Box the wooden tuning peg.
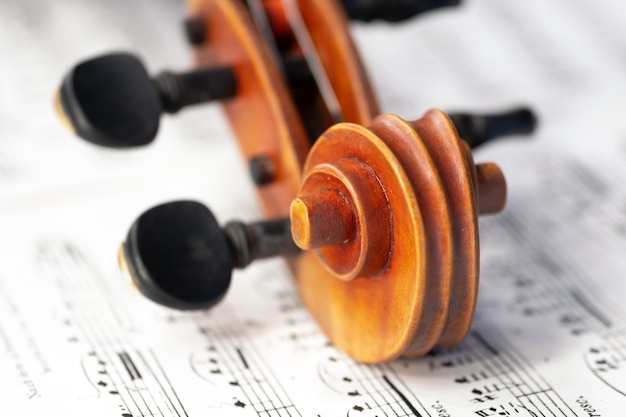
[54,52,236,148]
[118,200,300,310]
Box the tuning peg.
[118,200,300,310]
[341,0,461,22]
[55,52,237,148]
[448,107,537,149]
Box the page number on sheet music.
[432,401,451,417]
[576,396,602,417]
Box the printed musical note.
[584,330,626,396]
[317,349,429,417]
[37,242,190,417]
[188,306,303,416]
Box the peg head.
[120,200,233,310]
[56,52,161,148]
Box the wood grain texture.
[292,111,505,362]
[188,0,506,363]
[294,0,379,124]
[189,0,309,217]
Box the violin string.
[281,0,343,123]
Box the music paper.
[1,0,625,415]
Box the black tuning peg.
[448,107,538,149]
[118,200,300,310]
[55,52,237,148]
[341,0,462,22]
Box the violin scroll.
[290,109,506,280]
[116,108,505,362]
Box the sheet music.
[1,0,626,415]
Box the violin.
[54,0,536,363]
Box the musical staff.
[317,350,430,417]
[36,241,189,417]
[189,306,302,416]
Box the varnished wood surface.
[188,0,506,363]
[291,110,505,362]
[189,0,309,217]
[293,0,379,124]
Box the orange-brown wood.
[291,110,505,362]
[293,120,425,361]
[291,189,356,250]
[189,0,309,217]
[294,155,393,281]
[409,111,479,349]
[188,0,380,209]
[475,162,507,214]
[292,0,380,124]
[187,0,506,363]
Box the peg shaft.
[154,66,237,113]
[224,218,300,268]
[447,107,537,149]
